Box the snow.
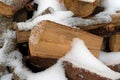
[17,0,115,31]
[0,30,16,64]
[0,48,6,64]
[101,0,120,14]
[17,11,73,31]
[1,32,120,80]
[1,1,120,79]
[62,12,112,27]
[62,38,120,79]
[99,51,120,66]
[6,51,67,80]
[32,0,66,17]
[1,30,16,53]
[1,74,13,80]
[27,62,67,80]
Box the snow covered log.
[26,56,57,72]
[29,20,103,59]
[98,51,120,73]
[63,0,100,17]
[0,0,30,17]
[63,61,110,80]
[109,33,120,52]
[81,13,120,30]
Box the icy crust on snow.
[62,38,120,80]
[99,51,120,66]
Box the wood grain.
[109,33,120,52]
[64,0,100,17]
[29,20,103,59]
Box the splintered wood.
[64,0,100,17]
[29,20,103,59]
[109,33,120,52]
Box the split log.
[63,0,100,17]
[29,20,103,59]
[63,61,110,80]
[0,0,30,17]
[109,33,120,52]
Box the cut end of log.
[64,0,100,17]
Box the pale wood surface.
[109,33,120,52]
[16,29,30,43]
[29,20,103,59]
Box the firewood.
[0,0,30,17]
[63,0,100,17]
[109,33,120,52]
[0,2,14,17]
[29,20,103,59]
[63,61,110,80]
[26,56,57,72]
[16,29,30,43]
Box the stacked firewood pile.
[0,0,120,80]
